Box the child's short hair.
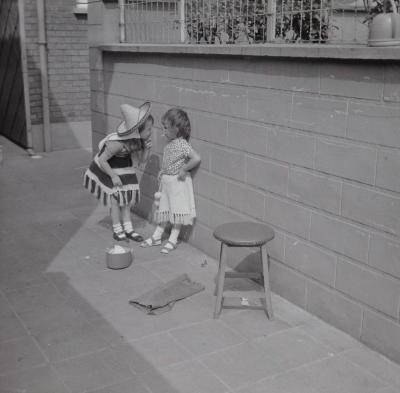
[162,108,191,141]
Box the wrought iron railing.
[120,0,369,45]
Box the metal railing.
[120,0,369,45]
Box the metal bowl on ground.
[106,246,133,269]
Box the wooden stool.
[213,222,274,319]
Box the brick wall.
[24,0,41,125]
[24,0,90,125]
[91,50,400,363]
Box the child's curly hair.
[162,108,191,141]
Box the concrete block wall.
[87,1,400,364]
[24,0,91,150]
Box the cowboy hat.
[109,102,152,141]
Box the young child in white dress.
[141,108,201,254]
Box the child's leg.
[110,198,126,241]
[161,224,181,254]
[153,224,166,240]
[140,223,165,247]
[121,204,143,242]
[168,224,181,244]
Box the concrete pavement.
[0,136,399,393]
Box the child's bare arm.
[138,138,152,164]
[98,141,123,186]
[178,149,201,180]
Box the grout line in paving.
[0,289,37,339]
[231,353,336,392]
[0,332,48,378]
[335,349,396,389]
[1,279,51,296]
[219,320,249,341]
[290,324,339,355]
[165,331,197,359]
[196,340,247,362]
[82,375,148,393]
[197,359,237,393]
[49,363,74,393]
[50,347,111,367]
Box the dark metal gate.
[0,0,27,148]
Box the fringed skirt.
[83,158,139,207]
[154,174,196,226]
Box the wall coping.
[98,43,400,60]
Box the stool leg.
[214,242,224,296]
[261,244,274,320]
[214,243,227,319]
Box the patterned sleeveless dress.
[83,136,140,207]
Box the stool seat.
[213,222,275,247]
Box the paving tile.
[129,243,170,264]
[299,356,385,393]
[0,306,27,342]
[5,281,66,315]
[0,336,46,376]
[199,341,281,389]
[0,365,69,393]
[62,292,108,321]
[139,360,229,393]
[66,288,139,321]
[0,197,65,231]
[87,376,150,393]
[237,368,320,393]
[91,310,177,343]
[221,310,291,339]
[0,294,27,342]
[342,347,400,388]
[86,317,129,347]
[53,348,134,393]
[170,319,244,356]
[35,215,85,244]
[90,265,162,298]
[33,320,110,362]
[252,328,332,370]
[0,257,50,293]
[375,387,400,393]
[238,355,385,393]
[143,256,217,288]
[110,332,191,374]
[184,290,243,316]
[17,300,91,335]
[297,317,362,354]
[91,296,211,343]
[43,268,111,299]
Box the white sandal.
[140,236,162,248]
[161,241,177,254]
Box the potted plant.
[364,0,400,45]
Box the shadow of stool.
[213,221,275,320]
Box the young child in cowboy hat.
[84,102,153,241]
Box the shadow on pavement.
[0,137,214,393]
